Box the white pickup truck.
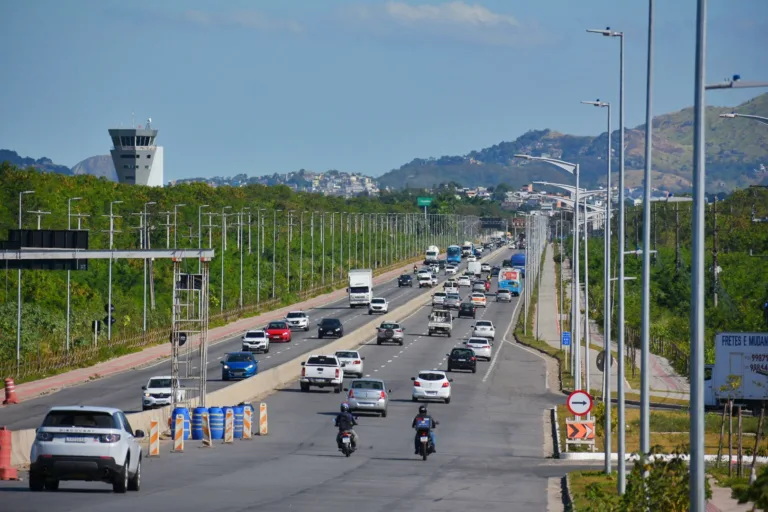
[300,355,345,393]
[428,309,453,337]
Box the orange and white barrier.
[148,420,160,456]
[224,409,234,443]
[259,402,268,436]
[172,414,184,453]
[202,412,212,447]
[242,406,252,440]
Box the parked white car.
[242,330,270,353]
[465,337,492,360]
[142,376,184,411]
[30,406,144,493]
[472,320,496,340]
[411,370,453,404]
[335,350,365,378]
[368,297,389,315]
[285,311,309,331]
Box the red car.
[266,321,292,343]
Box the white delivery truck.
[347,269,373,308]
[705,332,768,408]
[467,261,482,276]
[425,245,440,264]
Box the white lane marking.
[387,359,393,363]
[481,293,523,383]
[374,369,379,372]
[365,374,371,377]
[393,355,398,358]
[217,356,223,360]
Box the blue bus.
[498,268,523,296]
[446,245,462,264]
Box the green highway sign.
[417,197,433,207]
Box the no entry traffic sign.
[566,390,593,417]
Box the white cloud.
[341,1,540,46]
[384,1,518,28]
[179,9,303,33]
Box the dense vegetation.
[377,93,768,192]
[570,187,768,366]
[0,163,511,365]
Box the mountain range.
[2,93,766,193]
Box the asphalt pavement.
[0,250,505,431]
[0,248,569,511]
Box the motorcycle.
[416,430,433,461]
[339,430,355,457]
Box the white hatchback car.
[411,370,453,404]
[465,337,492,360]
[481,263,491,272]
[445,265,458,275]
[472,320,496,340]
[30,406,144,493]
[335,350,365,378]
[467,255,477,262]
[432,292,447,306]
[457,276,471,287]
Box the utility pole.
[159,211,173,249]
[713,197,719,308]
[103,200,123,341]
[675,202,681,274]
[66,197,85,353]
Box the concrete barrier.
[11,249,501,466]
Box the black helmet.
[418,405,427,414]
[340,403,350,412]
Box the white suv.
[30,406,144,493]
[285,311,310,331]
[141,376,184,411]
[368,297,389,315]
[242,329,270,353]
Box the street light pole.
[106,200,123,341]
[221,206,232,312]
[173,204,185,249]
[583,99,612,474]
[143,201,156,332]
[66,197,82,353]
[16,190,34,373]
[198,205,209,273]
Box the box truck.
[347,269,373,308]
[705,332,768,407]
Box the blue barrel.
[191,407,206,440]
[233,405,244,439]
[170,407,191,440]
[208,407,224,440]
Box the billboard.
[481,217,503,229]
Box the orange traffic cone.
[0,427,19,480]
[3,378,18,405]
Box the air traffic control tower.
[108,118,164,186]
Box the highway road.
[0,251,570,511]
[0,248,507,431]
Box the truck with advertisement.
[347,269,373,308]
[446,245,462,264]
[498,268,522,296]
[461,241,474,257]
[705,332,768,408]
[425,245,440,264]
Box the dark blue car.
[221,352,258,381]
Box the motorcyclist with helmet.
[334,402,358,450]
[411,405,438,454]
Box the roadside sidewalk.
[535,243,689,401]
[5,260,417,403]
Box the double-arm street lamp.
[516,154,581,391]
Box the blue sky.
[1,0,766,181]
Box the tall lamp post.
[16,190,34,373]
[587,25,628,490]
[582,99,614,475]
[719,112,768,125]
[220,205,232,312]
[106,200,123,341]
[198,205,209,272]
[65,197,82,353]
[689,70,768,507]
[173,204,185,249]
[517,155,581,390]
[143,201,156,332]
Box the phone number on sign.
[751,354,768,362]
[750,363,768,373]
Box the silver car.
[376,321,404,345]
[444,293,462,309]
[344,378,391,417]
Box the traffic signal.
[103,303,116,327]
[170,332,188,347]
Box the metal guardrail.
[1,257,422,380]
